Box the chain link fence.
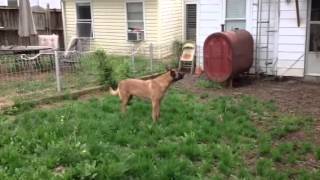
[0,46,174,106]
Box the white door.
[306,0,320,76]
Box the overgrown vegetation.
[0,90,318,179]
[172,40,183,60]
[0,50,168,102]
[196,77,223,89]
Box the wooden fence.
[0,7,64,49]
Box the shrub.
[112,59,130,84]
[93,50,116,87]
[172,40,183,60]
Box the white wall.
[276,0,307,77]
[196,0,223,67]
[196,0,308,77]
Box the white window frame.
[75,0,94,38]
[125,0,145,41]
[223,0,252,31]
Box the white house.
[184,0,319,79]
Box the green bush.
[93,50,116,87]
[172,40,183,59]
[110,58,130,83]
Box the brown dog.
[109,69,184,122]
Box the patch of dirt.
[36,90,106,110]
[282,131,306,142]
[175,74,320,120]
[276,153,320,172]
[77,90,106,101]
[0,97,14,110]
[53,165,66,176]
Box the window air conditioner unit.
[128,31,143,42]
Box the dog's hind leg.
[127,95,133,105]
[156,100,161,120]
[120,94,130,113]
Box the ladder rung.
[257,21,270,23]
[252,3,258,6]
[258,46,268,49]
[267,30,278,32]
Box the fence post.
[149,43,153,73]
[54,51,62,92]
[46,3,51,34]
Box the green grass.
[196,77,223,89]
[0,90,319,179]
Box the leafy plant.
[172,40,183,59]
[93,50,116,87]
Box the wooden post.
[46,3,51,34]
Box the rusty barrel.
[203,30,254,82]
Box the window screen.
[226,0,246,18]
[8,0,17,7]
[127,2,144,31]
[76,2,92,37]
[225,0,246,31]
[186,4,197,41]
[311,1,320,21]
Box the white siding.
[196,0,308,77]
[159,0,184,58]
[196,0,223,67]
[276,0,307,77]
[250,0,279,75]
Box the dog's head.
[168,68,185,82]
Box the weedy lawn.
[0,90,319,179]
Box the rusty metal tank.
[203,30,254,82]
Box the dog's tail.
[109,87,119,96]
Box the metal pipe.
[221,24,225,32]
[295,0,300,27]
[255,0,261,75]
[265,0,272,73]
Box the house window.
[8,0,18,7]
[0,0,17,6]
[225,0,246,31]
[126,2,144,41]
[76,1,93,37]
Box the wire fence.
[0,48,173,105]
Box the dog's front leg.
[152,100,160,122]
[121,101,127,113]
